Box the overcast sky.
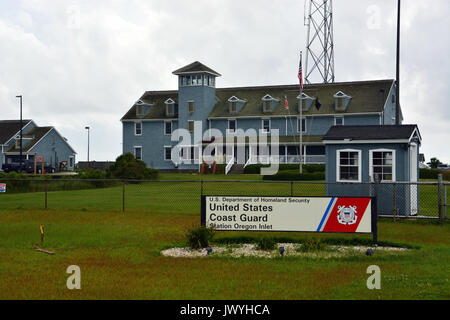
[0,0,449,164]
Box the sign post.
[202,196,377,244]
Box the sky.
[0,0,449,164]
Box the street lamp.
[85,126,90,164]
[16,95,23,167]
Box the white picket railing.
[225,157,235,175]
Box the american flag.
[298,52,303,91]
[284,95,289,109]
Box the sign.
[201,196,376,236]
[0,183,6,193]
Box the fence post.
[444,184,447,220]
[122,181,125,212]
[290,181,293,197]
[438,174,443,223]
[201,180,203,197]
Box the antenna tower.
[304,0,335,84]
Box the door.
[409,143,418,215]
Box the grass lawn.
[0,177,448,299]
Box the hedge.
[419,168,450,180]
[244,164,325,174]
[263,170,325,181]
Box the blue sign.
[0,183,6,193]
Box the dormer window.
[334,91,352,111]
[136,100,144,116]
[228,96,244,114]
[165,98,175,117]
[262,94,277,113]
[297,93,315,112]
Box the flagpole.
[299,51,303,174]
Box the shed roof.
[6,127,53,152]
[323,125,420,142]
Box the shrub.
[185,225,216,249]
[443,171,450,181]
[419,168,440,179]
[106,153,159,181]
[297,238,327,252]
[256,237,276,251]
[263,170,325,181]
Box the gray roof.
[6,127,53,152]
[323,125,420,141]
[172,61,221,77]
[121,79,395,121]
[0,120,32,144]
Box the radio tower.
[304,0,335,84]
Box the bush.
[263,170,325,181]
[244,164,325,174]
[106,153,159,181]
[419,168,440,179]
[297,238,327,252]
[185,225,216,249]
[443,171,450,181]
[256,237,276,251]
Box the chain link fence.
[0,179,447,221]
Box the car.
[437,164,450,171]
[1,160,56,174]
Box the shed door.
[409,143,418,215]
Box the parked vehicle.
[1,160,56,174]
[437,164,450,171]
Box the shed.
[322,125,421,216]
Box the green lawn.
[0,208,448,299]
[0,176,448,299]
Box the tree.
[107,153,158,180]
[427,157,442,169]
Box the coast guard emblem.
[337,205,358,225]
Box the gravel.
[161,243,409,259]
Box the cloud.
[0,0,448,164]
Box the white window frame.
[164,121,172,136]
[334,116,344,126]
[336,149,362,183]
[134,122,142,136]
[134,146,142,160]
[164,146,172,161]
[227,119,236,134]
[262,118,271,133]
[369,149,396,182]
[297,117,307,133]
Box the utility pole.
[15,95,23,167]
[395,0,401,125]
[85,126,90,165]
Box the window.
[192,76,197,86]
[69,156,74,168]
[188,120,194,132]
[228,119,236,133]
[164,121,172,135]
[262,119,271,133]
[263,101,271,113]
[136,105,144,116]
[164,146,171,161]
[334,116,344,126]
[230,101,237,114]
[297,117,306,133]
[135,122,142,135]
[370,150,395,181]
[187,76,192,86]
[166,101,174,117]
[391,117,396,125]
[134,147,142,160]
[337,150,361,182]
[182,76,187,86]
[15,139,20,149]
[188,101,194,113]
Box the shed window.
[371,150,395,181]
[337,150,361,182]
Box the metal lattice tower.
[304,0,335,84]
